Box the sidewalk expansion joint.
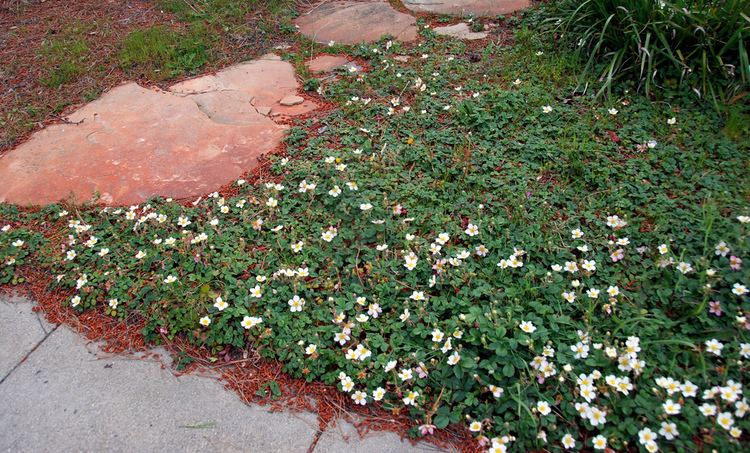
[0,324,59,386]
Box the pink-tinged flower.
[419,424,435,436]
[709,301,722,316]
[730,256,742,271]
[610,249,625,262]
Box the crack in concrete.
[0,324,59,386]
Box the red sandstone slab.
[295,1,418,45]
[170,54,317,117]
[0,55,316,206]
[306,55,353,73]
[403,0,531,16]
[0,83,287,206]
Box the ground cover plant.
[2,10,750,453]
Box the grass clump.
[119,25,211,79]
[39,26,90,88]
[536,0,750,105]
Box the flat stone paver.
[307,55,354,73]
[403,0,531,16]
[434,22,488,40]
[0,55,315,206]
[314,420,443,452]
[0,293,53,379]
[295,1,418,45]
[0,296,318,452]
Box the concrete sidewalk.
[0,294,439,453]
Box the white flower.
[571,229,584,239]
[359,203,373,211]
[288,295,305,312]
[542,105,553,113]
[519,321,536,333]
[737,215,750,223]
[561,433,576,449]
[372,387,386,401]
[663,399,681,415]
[469,421,482,432]
[676,261,693,274]
[718,412,735,430]
[638,428,658,445]
[163,275,177,284]
[715,241,730,256]
[291,241,304,253]
[66,250,77,261]
[135,250,146,260]
[667,117,677,125]
[404,251,418,271]
[571,342,589,359]
[70,295,81,307]
[241,316,262,329]
[177,216,191,227]
[199,316,211,327]
[11,239,24,247]
[732,283,748,296]
[659,422,679,440]
[681,381,698,397]
[402,391,418,405]
[213,297,228,311]
[465,223,479,236]
[739,343,750,359]
[321,227,338,242]
[352,391,367,405]
[447,352,460,365]
[606,215,626,228]
[700,403,717,416]
[536,401,551,416]
[367,303,382,318]
[705,339,723,355]
[591,435,607,450]
[328,185,341,197]
[608,108,618,115]
[298,180,316,193]
[398,368,413,381]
